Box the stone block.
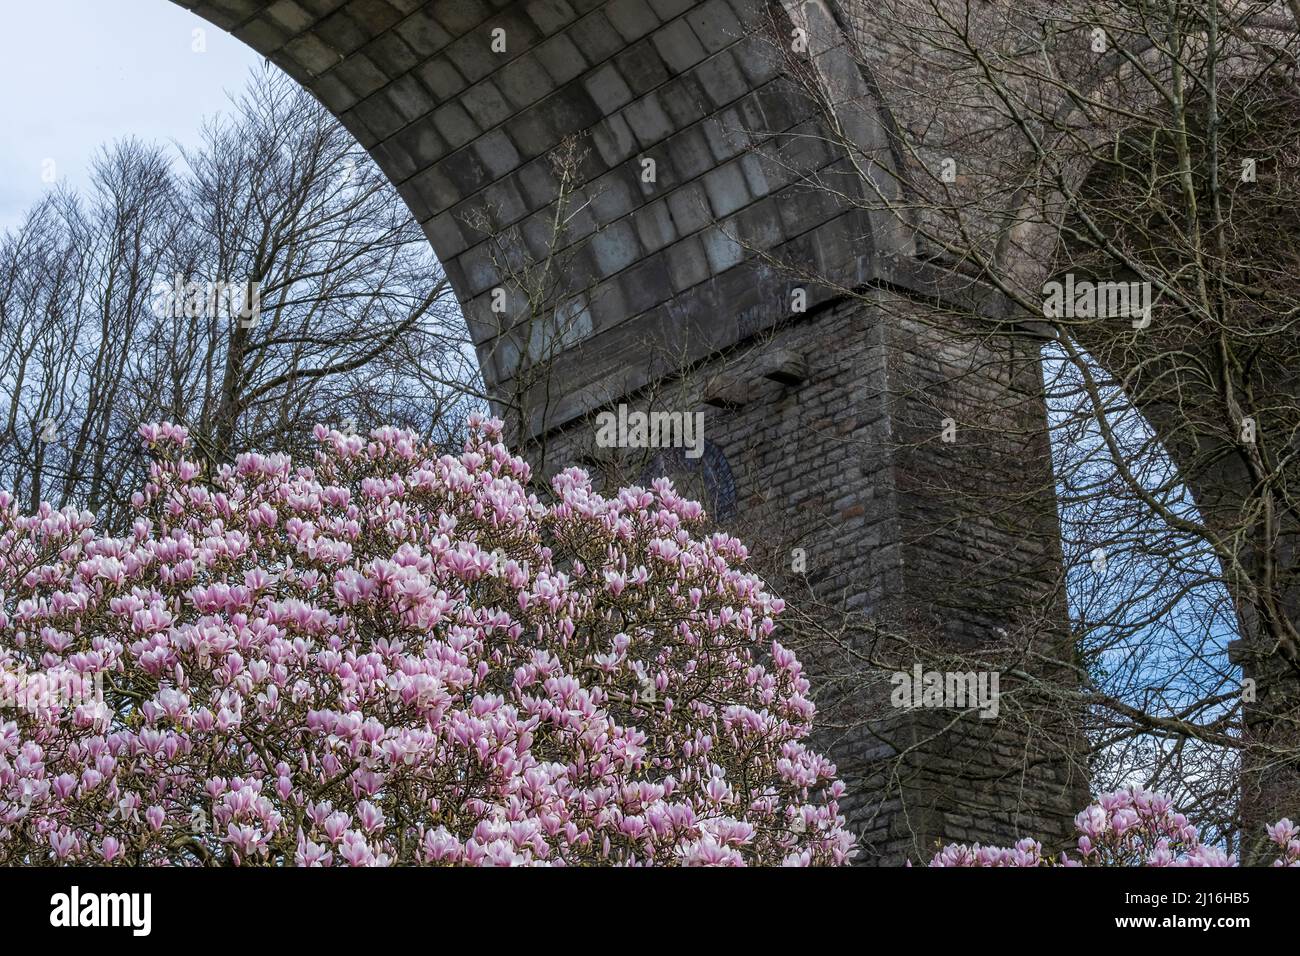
[417,59,468,102]
[606,0,662,43]
[701,113,747,162]
[355,92,407,141]
[623,95,675,147]
[648,0,694,19]
[686,0,743,54]
[591,219,642,275]
[634,198,677,252]
[664,233,710,291]
[396,9,454,55]
[445,36,501,85]
[693,50,748,107]
[284,33,344,76]
[407,164,461,214]
[614,40,670,95]
[664,126,714,180]
[651,18,708,74]
[315,8,373,54]
[433,0,493,35]
[333,51,389,98]
[584,64,635,115]
[432,101,482,148]
[526,0,578,35]
[569,13,627,62]
[386,74,433,123]
[460,79,514,127]
[422,210,470,259]
[497,55,554,108]
[590,114,639,166]
[473,128,523,179]
[265,0,316,34]
[362,31,422,77]
[703,160,750,218]
[590,173,639,225]
[535,34,588,85]
[666,181,713,234]
[700,223,743,272]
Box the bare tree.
[728,0,1300,858]
[0,68,480,530]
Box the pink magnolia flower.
[929,786,1291,867]
[0,419,853,867]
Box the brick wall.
[533,287,1085,862]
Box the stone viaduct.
[169,0,1286,861]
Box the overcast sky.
[0,0,265,231]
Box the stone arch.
[989,14,1298,298]
[978,19,1298,575]
[165,0,1086,861]
[973,15,1300,855]
[173,0,907,433]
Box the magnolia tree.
[928,787,1300,867]
[0,417,855,866]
